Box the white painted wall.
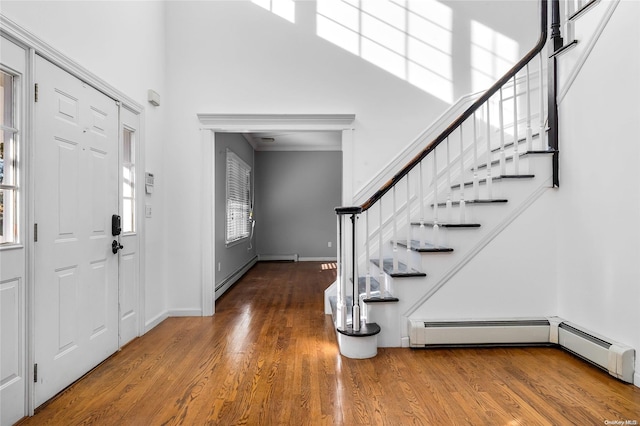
[0,1,169,328]
[555,0,640,383]
[163,0,538,312]
[411,191,558,320]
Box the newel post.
[335,206,363,332]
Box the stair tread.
[433,199,508,207]
[356,277,399,302]
[395,240,453,253]
[363,295,400,303]
[451,175,535,190]
[489,132,541,153]
[337,322,381,337]
[473,150,554,171]
[412,221,481,228]
[371,258,426,278]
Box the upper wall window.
[225,149,251,245]
[0,70,18,245]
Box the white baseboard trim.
[258,254,299,262]
[299,257,337,262]
[215,256,258,300]
[145,311,169,333]
[635,372,640,388]
[169,309,203,317]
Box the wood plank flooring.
[19,261,640,425]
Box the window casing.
[225,149,251,245]
[0,69,18,245]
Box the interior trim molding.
[197,113,356,131]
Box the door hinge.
[35,83,39,102]
[34,363,38,383]
[34,223,38,242]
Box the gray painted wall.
[255,151,342,259]
[215,133,257,288]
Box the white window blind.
[226,149,251,244]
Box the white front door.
[34,56,119,406]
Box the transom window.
[225,149,251,245]
[0,69,18,245]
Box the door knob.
[112,240,124,254]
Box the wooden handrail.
[358,0,549,212]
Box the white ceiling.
[242,131,342,151]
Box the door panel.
[119,108,140,347]
[34,56,119,406]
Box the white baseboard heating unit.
[409,317,635,383]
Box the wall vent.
[409,317,635,383]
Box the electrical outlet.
[145,204,152,218]
[218,262,221,272]
[328,241,332,248]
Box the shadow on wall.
[252,0,528,103]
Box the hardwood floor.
[19,261,640,425]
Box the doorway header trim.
[197,113,356,132]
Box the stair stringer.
[364,156,555,347]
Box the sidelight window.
[122,128,135,233]
[0,70,18,245]
[225,149,251,245]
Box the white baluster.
[337,214,347,329]
[526,63,533,152]
[499,87,506,176]
[392,186,399,273]
[378,201,385,296]
[473,112,480,200]
[352,212,360,332]
[406,175,412,270]
[513,75,520,175]
[419,161,425,248]
[539,52,546,151]
[458,127,466,224]
[365,210,371,300]
[432,148,440,246]
[445,137,452,221]
[486,101,493,199]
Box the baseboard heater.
[409,317,635,383]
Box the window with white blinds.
[225,149,251,245]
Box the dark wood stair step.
[356,277,399,303]
[432,199,508,207]
[371,258,426,278]
[337,322,381,337]
[489,132,541,153]
[411,221,481,228]
[473,150,556,171]
[330,295,382,337]
[394,240,453,253]
[450,174,535,190]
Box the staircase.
[327,0,563,358]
